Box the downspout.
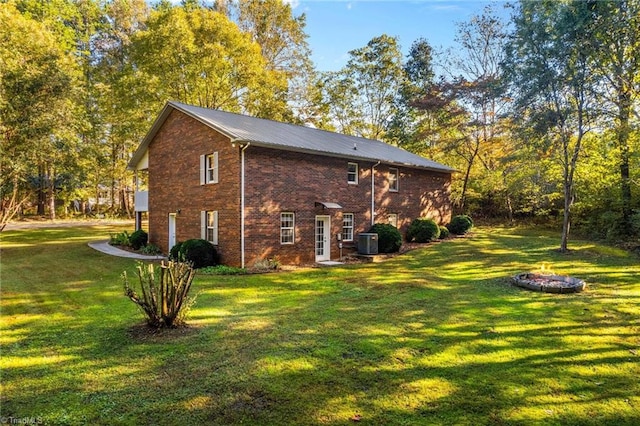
[371,161,380,226]
[240,142,251,268]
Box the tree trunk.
[47,163,56,220]
[617,91,632,226]
[560,179,572,253]
[37,164,46,215]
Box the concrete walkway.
[88,240,166,260]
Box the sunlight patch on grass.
[1,354,79,368]
[182,395,213,411]
[256,355,316,374]
[228,318,273,331]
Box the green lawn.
[1,224,639,425]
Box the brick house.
[128,101,454,267]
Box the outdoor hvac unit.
[358,233,379,255]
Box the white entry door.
[168,213,177,251]
[315,215,331,262]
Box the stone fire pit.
[512,273,586,294]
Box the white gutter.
[371,161,380,226]
[240,142,250,268]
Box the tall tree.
[232,0,322,124]
[92,0,150,215]
[0,2,80,226]
[386,38,436,151]
[504,0,599,252]
[321,35,405,140]
[132,2,289,119]
[589,0,640,230]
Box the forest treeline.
[1,0,639,246]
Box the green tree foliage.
[231,0,325,125]
[504,0,599,251]
[0,2,81,226]
[132,2,289,119]
[587,0,640,228]
[321,35,405,140]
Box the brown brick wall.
[148,109,242,265]
[147,110,451,267]
[242,146,452,266]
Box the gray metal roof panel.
[129,101,455,173]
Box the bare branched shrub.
[123,261,197,328]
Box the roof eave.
[238,139,455,174]
[127,101,240,170]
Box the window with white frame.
[201,210,218,245]
[342,213,354,241]
[347,162,358,184]
[200,152,218,184]
[388,213,398,228]
[280,212,295,244]
[389,168,399,192]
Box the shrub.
[438,226,450,239]
[173,239,219,269]
[447,215,473,235]
[406,218,440,243]
[252,257,281,271]
[140,243,162,255]
[368,223,402,253]
[123,261,197,328]
[169,242,183,261]
[110,231,130,246]
[129,229,148,250]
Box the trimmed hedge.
[447,215,473,235]
[406,218,440,243]
[438,226,450,239]
[368,223,402,253]
[129,229,148,250]
[169,239,219,269]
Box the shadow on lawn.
[2,226,638,425]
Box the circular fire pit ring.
[512,273,586,294]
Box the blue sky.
[290,0,511,72]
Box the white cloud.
[283,0,300,9]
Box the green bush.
[406,218,440,243]
[368,223,402,253]
[140,243,162,255]
[438,226,450,239]
[169,242,184,261]
[172,239,218,269]
[110,231,130,246]
[447,215,473,235]
[129,229,148,250]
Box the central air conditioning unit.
[358,233,379,255]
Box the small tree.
[123,260,197,328]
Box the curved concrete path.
[88,240,166,260]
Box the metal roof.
[128,101,455,173]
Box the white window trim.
[347,162,358,184]
[389,168,399,192]
[388,213,398,228]
[200,152,218,184]
[201,210,218,245]
[342,213,354,242]
[280,212,295,245]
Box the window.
[342,213,354,241]
[388,214,398,228]
[201,210,218,245]
[347,162,358,184]
[389,168,399,192]
[200,152,218,184]
[280,212,295,244]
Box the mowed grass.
[1,224,639,425]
